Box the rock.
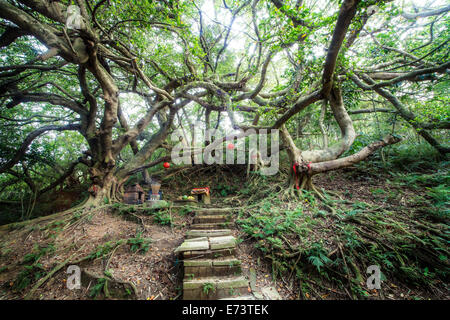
[212,259,241,266]
[183,276,249,299]
[249,268,257,291]
[186,229,232,238]
[253,292,264,300]
[261,286,282,300]
[184,259,212,267]
[209,236,236,250]
[194,215,229,224]
[175,240,209,253]
[185,237,208,242]
[81,269,137,299]
[190,222,233,229]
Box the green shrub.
[128,231,151,254]
[89,278,106,298]
[13,264,46,292]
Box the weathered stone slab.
[194,215,229,224]
[175,240,209,253]
[190,222,233,230]
[253,292,264,300]
[209,236,236,250]
[196,208,235,215]
[184,266,209,278]
[216,277,247,289]
[212,259,241,267]
[185,237,208,242]
[186,229,232,238]
[182,248,235,259]
[183,276,247,290]
[249,267,257,291]
[185,265,240,278]
[183,259,212,267]
[261,286,282,300]
[183,276,249,299]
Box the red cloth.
[191,187,210,194]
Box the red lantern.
[227,143,235,150]
[163,162,170,169]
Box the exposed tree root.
[280,174,337,214]
[23,238,132,300]
[24,244,88,300]
[0,196,91,235]
[235,171,449,299]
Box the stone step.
[185,237,208,242]
[175,239,209,253]
[184,258,242,278]
[186,229,232,239]
[183,276,249,300]
[193,215,230,224]
[182,248,235,259]
[196,209,235,216]
[197,207,235,212]
[191,222,234,230]
[176,206,248,300]
[184,257,241,266]
[175,236,236,253]
[209,235,236,250]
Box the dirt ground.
[0,208,191,300]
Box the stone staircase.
[175,208,255,300]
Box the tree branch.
[0,124,81,174]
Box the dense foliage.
[0,0,448,219]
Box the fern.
[202,282,215,295]
[89,278,106,298]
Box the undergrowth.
[233,147,449,299]
[111,203,173,226]
[13,243,55,292]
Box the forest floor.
[0,156,448,300]
[0,206,190,300]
